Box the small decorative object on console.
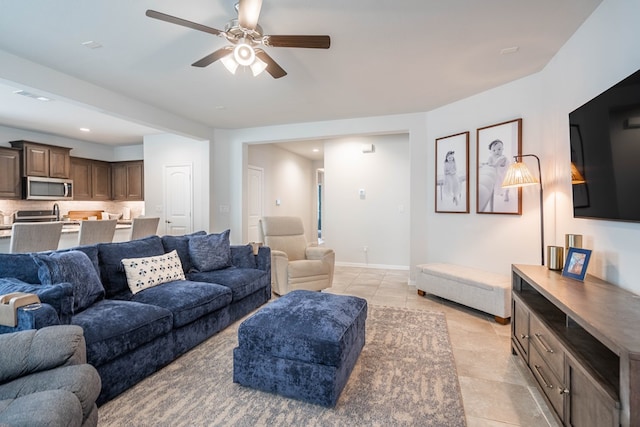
[561,247,592,281]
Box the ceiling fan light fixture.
[250,56,268,76]
[220,53,239,74]
[233,40,255,66]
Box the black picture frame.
[476,118,523,215]
[562,247,592,281]
[435,131,469,213]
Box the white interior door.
[247,165,264,243]
[163,164,193,235]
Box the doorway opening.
[317,168,324,244]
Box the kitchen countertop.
[0,222,132,240]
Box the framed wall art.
[562,247,592,281]
[476,118,522,215]
[435,131,469,213]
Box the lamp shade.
[220,53,239,74]
[571,162,586,184]
[502,161,539,188]
[250,56,268,76]
[233,40,255,66]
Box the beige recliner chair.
[259,216,335,296]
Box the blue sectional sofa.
[0,231,271,405]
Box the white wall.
[324,134,410,268]
[248,144,316,242]
[211,0,640,292]
[143,134,210,235]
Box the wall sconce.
[502,154,545,266]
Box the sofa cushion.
[0,253,40,284]
[71,299,173,367]
[231,245,257,269]
[55,244,101,279]
[121,250,185,295]
[32,251,105,314]
[0,278,74,325]
[188,230,232,272]
[188,267,269,301]
[161,231,207,274]
[98,236,165,298]
[126,280,232,328]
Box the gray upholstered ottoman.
[233,289,367,407]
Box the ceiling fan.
[146,0,330,79]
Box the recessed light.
[13,90,52,101]
[500,46,519,55]
[81,40,103,49]
[312,148,320,153]
[80,128,91,132]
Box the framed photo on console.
[562,247,592,281]
[476,119,522,215]
[435,131,469,213]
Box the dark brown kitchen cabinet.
[0,147,21,199]
[111,161,143,201]
[70,157,112,201]
[10,140,71,178]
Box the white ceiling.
[0,0,602,147]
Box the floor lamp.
[501,154,544,266]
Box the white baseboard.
[335,262,410,271]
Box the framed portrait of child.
[476,119,522,215]
[435,131,469,213]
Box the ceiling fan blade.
[146,10,223,37]
[255,49,287,79]
[192,47,233,67]
[265,35,331,49]
[237,0,262,30]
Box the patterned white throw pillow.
[121,250,185,294]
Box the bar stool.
[130,217,160,240]
[77,219,117,245]
[10,222,63,253]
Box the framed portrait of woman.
[435,131,469,213]
[476,119,522,215]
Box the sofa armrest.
[306,246,334,261]
[305,247,335,287]
[0,325,86,384]
[256,246,271,272]
[0,303,61,335]
[270,250,289,295]
[0,279,73,325]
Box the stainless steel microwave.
[24,176,73,200]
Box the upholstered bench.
[233,290,367,407]
[416,263,511,324]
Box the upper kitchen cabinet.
[70,157,111,201]
[112,161,144,201]
[10,140,71,179]
[0,147,21,199]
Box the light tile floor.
[325,266,561,427]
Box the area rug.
[98,306,466,426]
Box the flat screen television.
[569,68,640,223]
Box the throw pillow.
[188,230,232,272]
[121,250,185,294]
[161,230,207,273]
[32,251,105,314]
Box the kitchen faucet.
[52,203,60,221]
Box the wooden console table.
[511,264,640,427]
